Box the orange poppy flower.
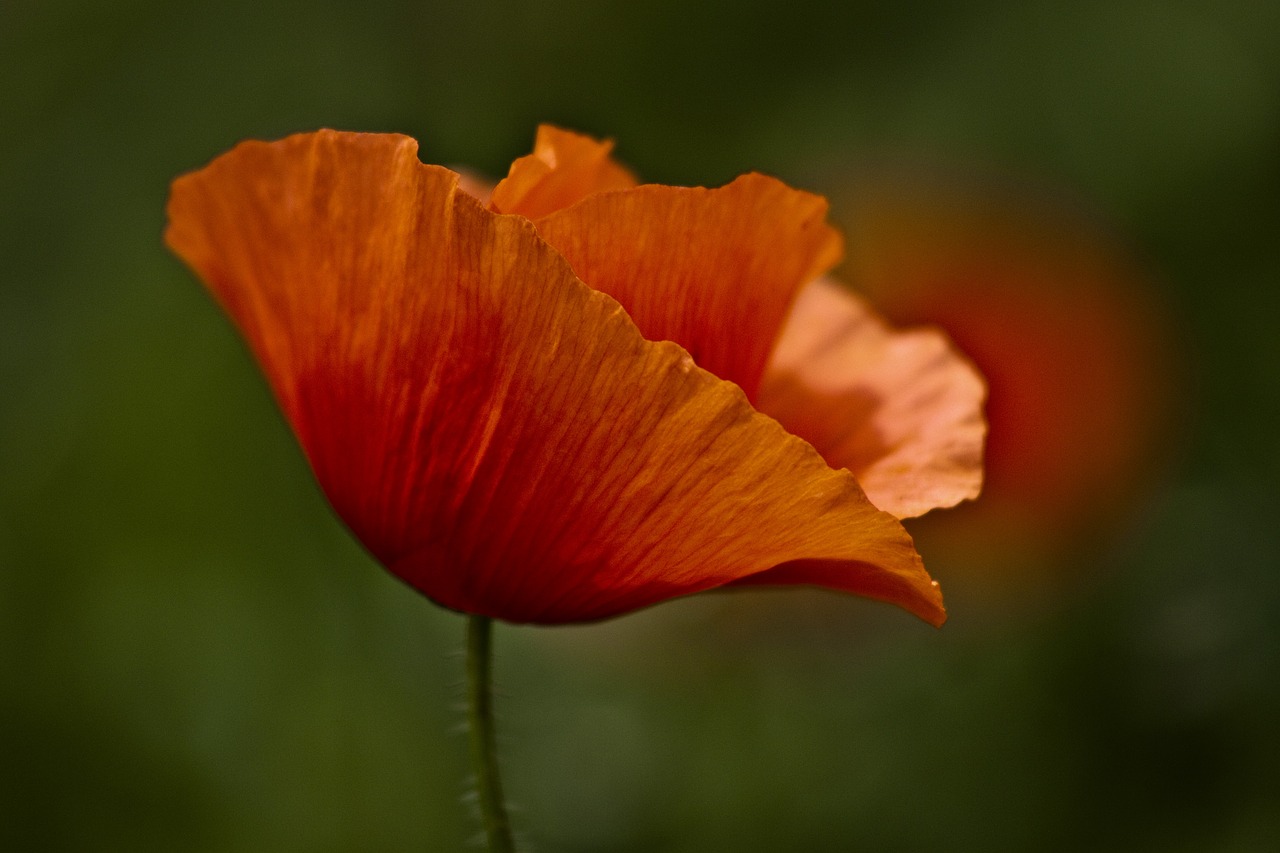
[165,126,986,626]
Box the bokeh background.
[4,1,1279,850]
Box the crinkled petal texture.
[759,279,987,519]
[527,175,843,401]
[491,127,984,518]
[165,130,944,625]
[490,126,842,400]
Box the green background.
[4,1,1279,850]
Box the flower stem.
[465,614,515,853]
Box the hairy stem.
[465,614,515,853]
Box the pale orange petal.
[489,124,638,219]
[166,131,943,625]
[532,175,843,399]
[758,278,986,519]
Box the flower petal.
[166,131,943,625]
[758,278,986,519]
[489,124,638,219]
[531,175,844,399]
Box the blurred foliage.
[3,0,1279,850]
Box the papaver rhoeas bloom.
[165,127,985,626]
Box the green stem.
[465,614,515,853]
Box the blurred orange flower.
[165,127,985,625]
[839,175,1174,572]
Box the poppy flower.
[165,127,985,626]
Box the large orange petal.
[166,131,943,626]
[489,124,638,220]
[758,278,986,519]
[531,175,843,400]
